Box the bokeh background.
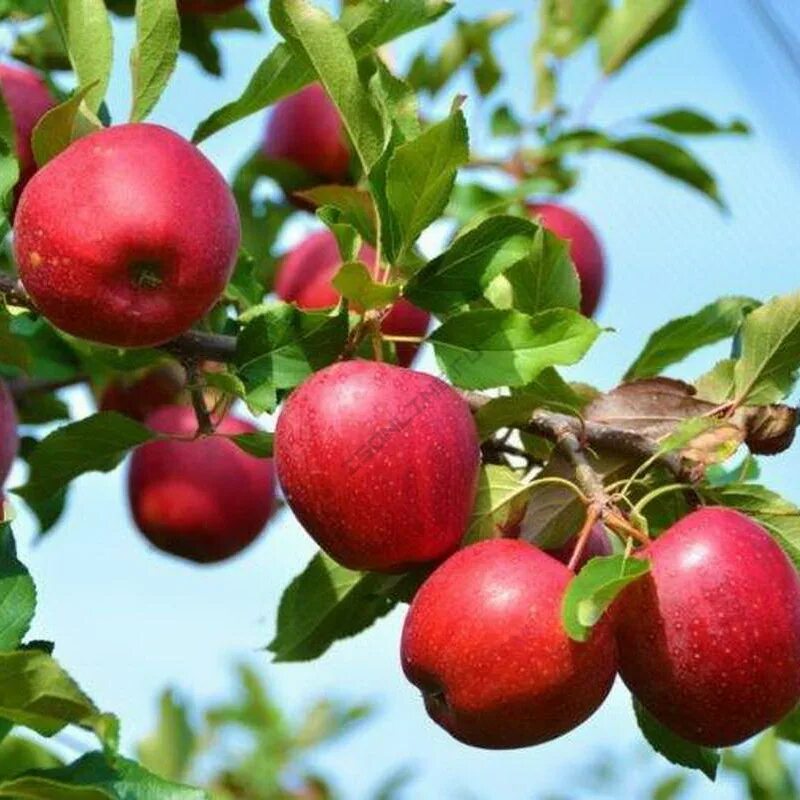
[8,0,800,797]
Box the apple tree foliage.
[0,0,798,794]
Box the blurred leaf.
[430,308,601,390]
[137,690,195,783]
[235,304,349,414]
[13,413,157,508]
[129,0,180,122]
[562,554,650,642]
[733,291,800,404]
[537,0,608,58]
[645,108,750,136]
[206,663,286,735]
[490,104,523,137]
[11,14,71,71]
[634,699,719,780]
[598,0,688,74]
[385,109,469,262]
[295,699,372,748]
[268,552,405,662]
[0,525,35,652]
[625,296,759,380]
[50,0,113,112]
[226,431,274,459]
[484,227,581,315]
[0,736,63,779]
[225,251,265,310]
[776,705,800,744]
[464,465,531,545]
[332,262,400,309]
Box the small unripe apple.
[15,123,240,348]
[546,523,613,571]
[177,0,245,12]
[262,84,350,185]
[276,230,430,366]
[401,538,617,748]
[0,63,54,205]
[0,380,18,486]
[128,406,275,563]
[99,366,186,423]
[275,360,480,572]
[616,507,800,747]
[528,203,605,317]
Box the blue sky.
[9,1,800,798]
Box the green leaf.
[536,0,608,58]
[50,0,113,112]
[0,525,35,652]
[296,185,377,243]
[490,104,523,137]
[385,109,469,262]
[332,262,400,310]
[695,358,736,403]
[625,296,759,380]
[733,291,800,404]
[484,227,581,315]
[226,431,274,459]
[267,552,404,662]
[0,736,63,780]
[0,752,207,799]
[562,554,650,642]
[31,83,101,168]
[474,368,585,439]
[700,483,800,570]
[776,705,800,744]
[634,699,719,780]
[464,465,531,545]
[405,216,540,313]
[129,0,180,122]
[0,649,102,738]
[269,0,384,171]
[598,0,688,75]
[645,108,750,136]
[13,413,157,508]
[137,691,195,783]
[430,308,601,390]
[192,0,452,143]
[369,59,421,143]
[235,304,349,413]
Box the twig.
[184,360,214,436]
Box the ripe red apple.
[128,406,275,563]
[178,0,245,12]
[276,230,430,367]
[0,63,54,206]
[546,523,613,571]
[262,84,350,185]
[401,538,617,748]
[616,506,800,747]
[528,203,605,317]
[99,366,186,423]
[15,123,240,348]
[0,380,18,486]
[275,360,480,572]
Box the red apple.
[15,123,240,348]
[275,360,480,572]
[276,230,430,366]
[401,538,617,748]
[546,523,613,571]
[616,507,800,747]
[128,406,275,563]
[0,380,18,486]
[178,0,245,12]
[528,203,605,317]
[99,365,186,423]
[262,84,350,185]
[0,63,54,206]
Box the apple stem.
[184,359,214,436]
[567,504,601,572]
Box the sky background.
[7,0,800,798]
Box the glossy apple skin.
[0,63,54,205]
[401,538,617,749]
[99,366,185,423]
[528,203,605,317]
[15,123,240,348]
[275,360,480,572]
[0,380,18,486]
[276,230,430,367]
[178,0,245,12]
[262,84,350,184]
[547,523,613,571]
[616,507,800,747]
[128,406,275,563]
